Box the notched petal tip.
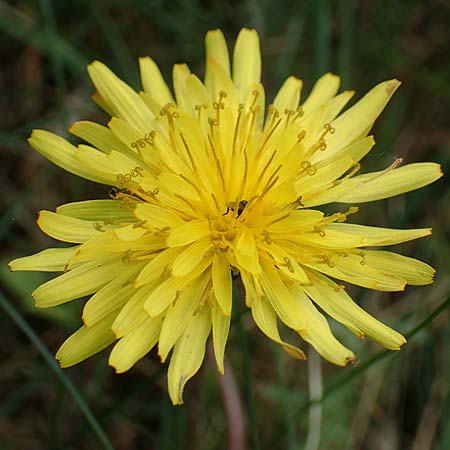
[385,79,401,97]
[27,129,38,142]
[345,355,358,366]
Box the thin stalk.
[0,290,114,450]
[237,315,260,450]
[304,347,323,450]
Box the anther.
[132,220,147,229]
[297,130,306,142]
[313,226,326,237]
[93,223,105,232]
[283,257,295,273]
[121,249,133,265]
[359,251,366,265]
[261,229,272,245]
[292,107,304,122]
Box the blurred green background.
[1,0,449,449]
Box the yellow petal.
[325,79,400,156]
[69,120,129,154]
[295,156,355,200]
[232,28,261,103]
[303,271,406,349]
[113,224,148,241]
[82,265,142,326]
[134,203,184,229]
[9,247,78,272]
[92,91,115,116]
[259,261,305,330]
[56,310,117,367]
[325,135,375,164]
[167,307,211,404]
[32,257,125,307]
[109,316,162,373]
[324,223,431,247]
[211,304,231,374]
[158,271,210,362]
[305,252,406,291]
[212,253,232,315]
[135,248,182,287]
[291,286,356,366]
[267,209,325,234]
[68,231,158,267]
[144,257,210,317]
[301,73,340,116]
[337,162,443,203]
[166,220,210,247]
[251,296,305,359]
[28,130,115,185]
[107,117,148,154]
[56,199,136,223]
[111,285,153,338]
[204,57,237,110]
[185,74,212,113]
[359,250,435,286]
[38,210,106,243]
[273,76,303,113]
[235,249,261,274]
[87,61,155,133]
[171,237,212,277]
[236,228,256,256]
[139,56,175,106]
[205,29,231,80]
[172,63,192,113]
[319,90,355,126]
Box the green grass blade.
[313,0,331,77]
[38,0,67,101]
[0,290,115,450]
[0,2,87,75]
[337,0,355,87]
[299,295,450,415]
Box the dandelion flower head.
[10,29,442,404]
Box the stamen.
[257,150,278,184]
[297,129,307,143]
[179,132,197,171]
[320,255,334,268]
[232,107,243,160]
[313,226,326,237]
[153,226,171,238]
[292,106,304,122]
[250,89,259,110]
[121,249,133,265]
[93,223,105,232]
[194,103,208,120]
[261,229,272,245]
[131,132,155,153]
[207,135,227,192]
[358,251,366,265]
[257,116,282,156]
[264,213,290,228]
[283,256,295,273]
[284,109,295,128]
[300,160,317,176]
[174,192,197,213]
[132,220,147,229]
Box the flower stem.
[0,290,114,450]
[209,343,246,450]
[237,315,261,450]
[304,346,323,450]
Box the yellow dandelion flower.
[9,28,442,405]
